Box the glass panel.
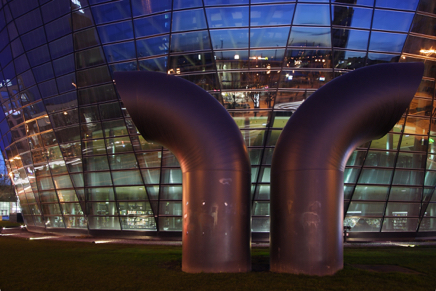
[389,187,422,201]
[112,170,143,185]
[331,6,372,29]
[392,170,424,186]
[83,156,109,171]
[57,190,79,202]
[375,0,419,11]
[137,35,169,57]
[332,29,369,50]
[118,201,153,216]
[250,27,289,48]
[418,218,436,231]
[368,32,407,53]
[344,168,360,184]
[159,217,182,231]
[61,202,83,215]
[364,151,395,167]
[162,151,180,167]
[137,152,162,168]
[347,202,385,216]
[84,172,112,187]
[293,4,330,26]
[88,216,121,230]
[396,152,426,169]
[115,186,147,201]
[134,13,171,37]
[206,6,248,28]
[352,185,389,201]
[71,173,84,187]
[103,42,136,63]
[251,4,294,26]
[385,202,421,217]
[372,10,414,33]
[44,216,65,228]
[358,169,393,184]
[86,202,118,215]
[241,130,265,147]
[132,0,171,16]
[108,154,138,170]
[141,169,160,184]
[39,190,58,203]
[161,168,182,184]
[382,218,418,232]
[346,150,366,167]
[76,66,111,87]
[87,187,115,201]
[252,217,270,232]
[160,186,182,200]
[210,29,248,50]
[172,9,207,32]
[168,53,214,73]
[49,160,68,175]
[404,117,429,135]
[253,201,270,216]
[92,0,131,24]
[289,27,331,47]
[106,137,133,153]
[160,201,182,216]
[138,57,168,72]
[411,14,436,36]
[409,98,432,117]
[171,31,211,52]
[120,216,156,230]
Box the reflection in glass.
[250,4,295,26]
[369,32,407,53]
[372,10,414,33]
[285,50,331,69]
[293,4,330,26]
[289,27,331,47]
[172,9,207,32]
[137,35,169,57]
[332,29,369,50]
[215,50,249,70]
[250,27,289,48]
[210,29,248,49]
[331,6,372,29]
[171,31,211,52]
[206,6,248,28]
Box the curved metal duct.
[114,72,251,273]
[270,63,424,276]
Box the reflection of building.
[0,0,435,240]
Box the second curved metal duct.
[114,72,251,273]
[270,63,424,276]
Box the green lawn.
[0,236,435,291]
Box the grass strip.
[0,236,435,291]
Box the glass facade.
[0,0,436,238]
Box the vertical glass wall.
[0,0,435,237]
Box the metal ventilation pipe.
[114,72,251,273]
[270,63,424,276]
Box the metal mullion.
[344,147,374,219]
[152,0,176,234]
[85,0,128,232]
[363,1,376,66]
[196,0,223,105]
[5,3,59,229]
[379,113,410,232]
[250,0,298,208]
[396,4,427,233]
[417,75,436,232]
